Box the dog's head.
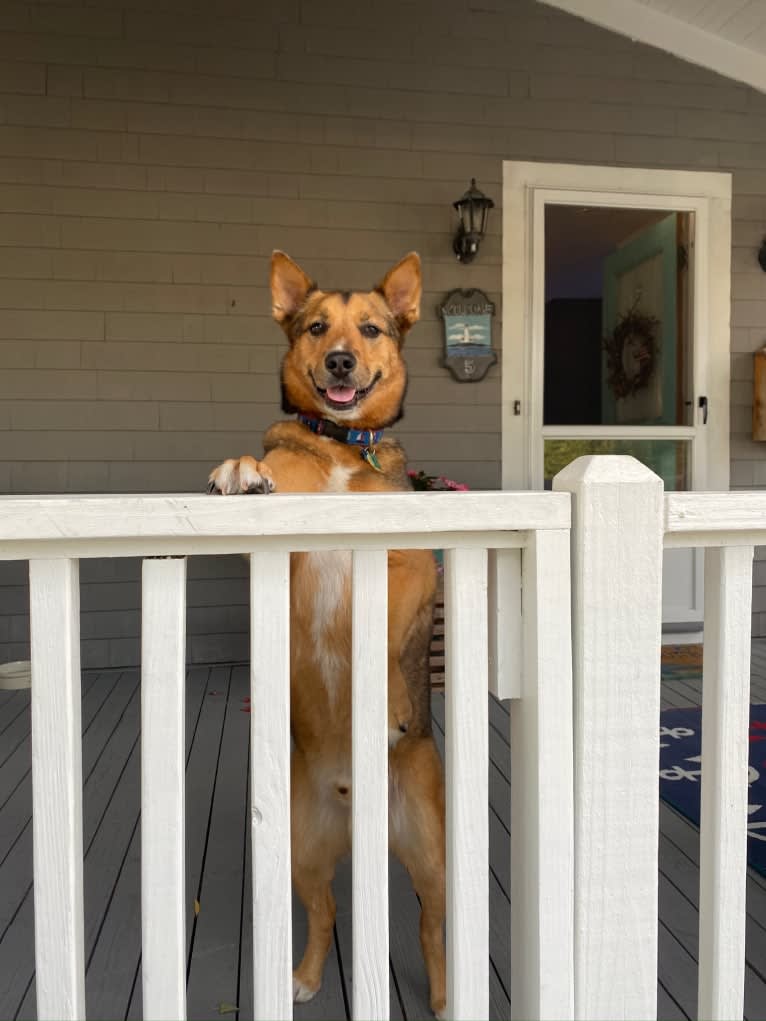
[271,251,421,430]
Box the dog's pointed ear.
[271,251,314,325]
[378,252,421,336]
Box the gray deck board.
[88,665,210,1021]
[0,671,139,1019]
[1,641,765,1018]
[186,664,250,1020]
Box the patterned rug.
[660,703,766,878]
[432,622,763,873]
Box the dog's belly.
[292,549,352,703]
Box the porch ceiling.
[537,0,766,94]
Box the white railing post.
[510,528,574,1020]
[141,556,188,1021]
[554,456,664,1021]
[488,548,522,700]
[250,551,293,1021]
[698,544,754,1021]
[352,549,389,1020]
[29,558,86,1021]
[444,546,489,1021]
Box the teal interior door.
[601,214,681,490]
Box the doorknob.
[698,395,708,424]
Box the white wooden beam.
[698,545,753,1021]
[351,550,389,1021]
[0,491,570,543]
[666,491,766,538]
[141,556,188,1021]
[511,529,574,1020]
[538,0,766,94]
[29,558,86,1021]
[250,551,293,1021]
[444,547,489,1021]
[488,549,523,700]
[554,456,663,1020]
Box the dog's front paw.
[207,456,276,495]
[292,973,320,1003]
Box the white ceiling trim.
[539,0,766,94]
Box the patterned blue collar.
[297,414,383,447]
[297,414,384,471]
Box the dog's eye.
[360,323,381,339]
[308,321,327,337]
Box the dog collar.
[297,414,384,471]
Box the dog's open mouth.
[313,371,381,411]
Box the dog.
[207,251,446,1017]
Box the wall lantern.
[758,237,766,272]
[452,178,494,263]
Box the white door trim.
[501,161,732,493]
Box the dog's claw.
[206,457,275,496]
[292,976,319,1003]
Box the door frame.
[501,161,732,494]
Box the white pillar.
[554,456,664,1021]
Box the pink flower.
[407,469,468,492]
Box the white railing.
[1,484,574,1021]
[1,455,765,1021]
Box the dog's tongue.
[326,385,356,404]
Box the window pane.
[544,438,690,491]
[544,205,694,427]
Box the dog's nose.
[324,349,356,378]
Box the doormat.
[661,644,703,683]
[660,704,766,877]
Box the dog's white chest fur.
[303,465,355,698]
[325,464,353,493]
[305,549,352,699]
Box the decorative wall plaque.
[437,288,497,382]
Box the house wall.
[0,0,765,666]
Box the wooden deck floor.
[1,644,766,1020]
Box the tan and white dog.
[208,251,446,1016]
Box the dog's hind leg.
[291,867,336,1003]
[291,750,348,1002]
[389,736,446,1019]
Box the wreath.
[603,301,659,400]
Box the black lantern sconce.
[452,178,494,263]
[758,237,766,272]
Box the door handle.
[698,395,708,424]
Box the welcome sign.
[438,288,497,382]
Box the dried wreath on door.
[603,301,660,399]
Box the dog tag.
[361,446,383,472]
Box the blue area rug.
[659,704,766,877]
